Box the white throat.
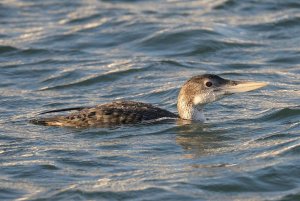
[177,95,206,122]
[178,103,206,121]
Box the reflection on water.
[175,122,237,161]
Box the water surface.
[1,0,300,200]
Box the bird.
[30,74,267,127]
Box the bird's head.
[177,74,267,120]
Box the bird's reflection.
[175,119,234,159]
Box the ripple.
[0,45,18,54]
[136,27,262,57]
[241,15,300,32]
[282,192,300,201]
[137,28,221,54]
[214,0,300,11]
[33,186,175,201]
[268,55,300,64]
[263,107,300,121]
[39,66,147,91]
[63,13,104,25]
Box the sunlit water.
[1,0,300,200]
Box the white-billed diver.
[30,74,267,127]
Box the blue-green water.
[1,0,300,200]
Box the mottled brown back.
[30,101,177,127]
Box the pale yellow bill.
[223,81,268,94]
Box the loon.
[30,74,267,127]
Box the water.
[1,0,300,200]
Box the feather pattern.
[30,101,178,127]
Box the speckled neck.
[177,80,206,122]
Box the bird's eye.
[206,81,213,87]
